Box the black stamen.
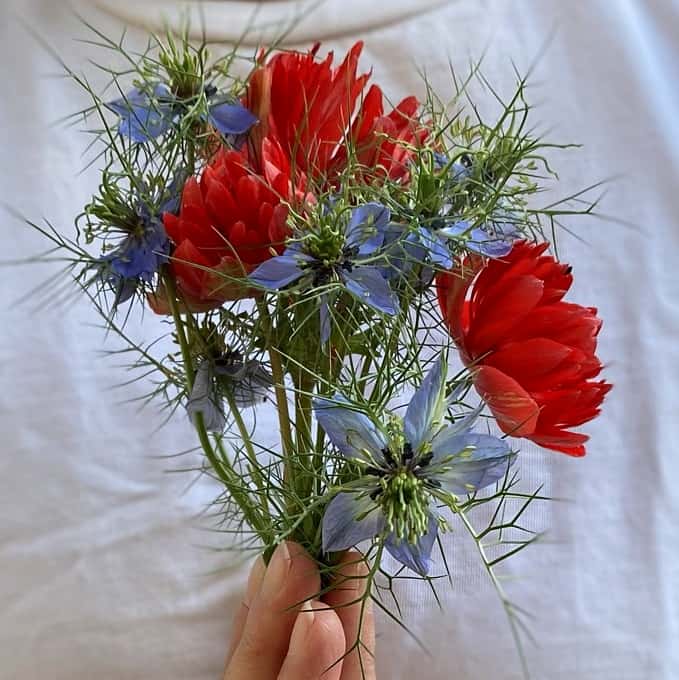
[382,447,397,468]
[402,442,414,464]
[418,451,433,468]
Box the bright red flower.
[154,42,425,313]
[437,241,611,457]
[246,41,426,183]
[158,147,289,310]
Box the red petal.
[527,428,589,457]
[171,239,209,299]
[163,213,183,244]
[473,365,540,437]
[467,275,544,354]
[484,337,573,380]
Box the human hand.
[223,541,376,680]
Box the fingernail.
[261,541,292,600]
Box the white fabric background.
[1,1,678,679]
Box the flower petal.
[384,514,438,576]
[186,362,226,432]
[404,354,447,451]
[323,491,384,552]
[343,266,398,315]
[248,253,307,289]
[438,219,469,240]
[418,227,453,269]
[313,394,387,460]
[107,86,174,143]
[346,202,390,256]
[474,365,540,437]
[208,102,258,136]
[430,430,515,494]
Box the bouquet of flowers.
[23,21,611,677]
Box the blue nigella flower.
[99,206,170,306]
[107,84,257,144]
[186,352,273,432]
[315,354,515,576]
[96,174,186,306]
[249,203,399,343]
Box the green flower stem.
[257,300,293,458]
[163,271,268,539]
[224,390,270,516]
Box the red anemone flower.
[437,241,611,457]
[246,41,426,182]
[156,147,289,310]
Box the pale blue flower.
[96,173,186,306]
[249,203,399,343]
[102,215,170,304]
[315,355,515,575]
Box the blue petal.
[432,152,449,171]
[320,294,331,345]
[450,161,471,181]
[342,266,399,315]
[444,401,485,437]
[107,86,174,143]
[384,514,438,576]
[467,224,516,258]
[208,102,258,136]
[418,227,452,269]
[110,275,137,306]
[404,355,447,451]
[440,221,517,259]
[438,220,470,240]
[249,253,308,289]
[186,362,226,432]
[313,394,387,461]
[429,430,515,494]
[323,491,384,552]
[346,203,390,256]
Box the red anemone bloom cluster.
[246,41,426,182]
[160,148,289,309]
[437,241,611,456]
[154,42,425,310]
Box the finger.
[224,541,320,680]
[323,552,376,680]
[225,556,267,666]
[277,600,345,680]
